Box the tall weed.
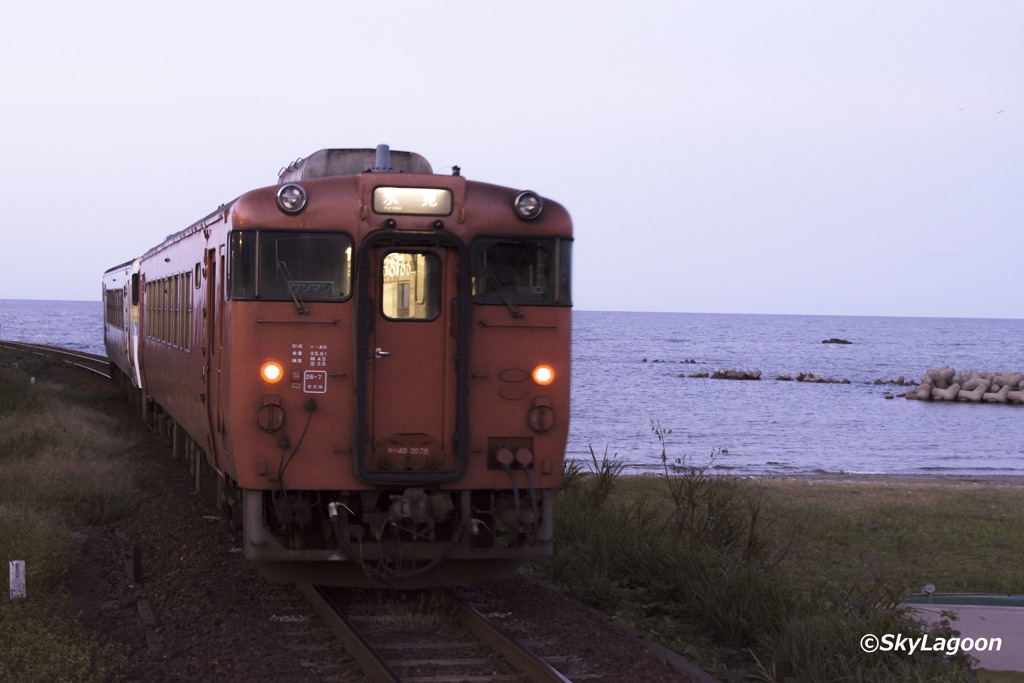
[536,424,976,681]
[653,420,782,565]
[584,445,625,508]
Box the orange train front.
[103,146,572,586]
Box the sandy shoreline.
[756,472,1024,486]
[629,471,1024,486]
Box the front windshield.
[470,237,571,306]
[229,230,353,301]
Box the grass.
[531,422,995,682]
[759,478,1024,595]
[0,404,140,524]
[607,476,1024,598]
[0,595,128,683]
[0,349,134,681]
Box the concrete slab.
[911,603,1024,672]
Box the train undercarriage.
[245,486,555,588]
[136,390,554,588]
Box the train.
[103,146,572,587]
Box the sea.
[2,300,1022,477]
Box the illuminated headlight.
[513,190,543,221]
[532,364,555,385]
[276,183,307,214]
[261,361,284,383]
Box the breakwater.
[904,367,1024,404]
[645,358,1024,405]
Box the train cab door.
[355,233,468,483]
[203,246,225,469]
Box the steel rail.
[302,582,574,682]
[443,589,574,683]
[298,583,403,682]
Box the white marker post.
[10,561,26,599]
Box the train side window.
[228,231,257,299]
[470,237,572,306]
[380,252,441,321]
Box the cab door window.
[381,252,441,320]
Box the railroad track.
[0,340,111,379]
[300,584,580,682]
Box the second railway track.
[0,340,111,379]
[300,584,580,682]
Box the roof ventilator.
[374,144,392,172]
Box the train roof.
[103,259,135,275]
[277,147,432,183]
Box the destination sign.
[373,187,452,216]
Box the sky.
[1,1,1021,319]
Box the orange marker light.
[261,361,284,383]
[532,364,555,386]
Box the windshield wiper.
[276,259,309,315]
[486,270,523,318]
